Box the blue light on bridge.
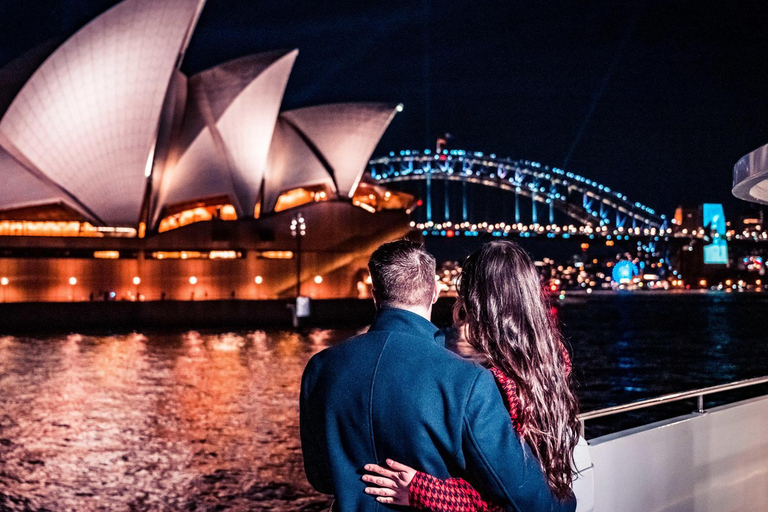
[371,149,667,233]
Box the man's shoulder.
[373,330,488,387]
[313,329,389,358]
[303,330,389,373]
[309,329,481,370]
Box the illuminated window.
[0,203,112,237]
[352,182,416,213]
[0,220,106,238]
[151,251,242,260]
[152,251,204,260]
[158,196,238,233]
[220,205,237,220]
[274,185,332,212]
[94,251,120,259]
[209,251,240,259]
[255,251,294,260]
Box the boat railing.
[578,375,768,436]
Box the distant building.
[0,0,413,302]
[736,205,765,232]
[673,205,701,233]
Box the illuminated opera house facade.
[0,0,414,302]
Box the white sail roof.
[0,146,87,217]
[280,103,399,198]
[263,117,337,213]
[0,0,206,226]
[0,40,60,117]
[155,50,297,224]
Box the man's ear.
[432,280,440,304]
[371,285,379,308]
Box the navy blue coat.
[300,307,576,512]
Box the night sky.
[3,0,768,218]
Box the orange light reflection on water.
[0,329,356,510]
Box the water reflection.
[561,294,768,437]
[0,329,356,511]
[1,295,767,509]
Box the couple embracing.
[300,240,580,511]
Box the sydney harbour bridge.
[368,149,671,243]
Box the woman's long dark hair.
[454,241,580,500]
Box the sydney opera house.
[0,0,414,302]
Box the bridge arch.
[368,150,668,231]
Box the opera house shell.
[0,0,414,302]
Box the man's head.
[368,240,438,316]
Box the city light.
[1,277,8,286]
[209,251,239,259]
[290,214,306,237]
[94,251,120,259]
[69,277,77,286]
[256,251,294,260]
[133,277,141,286]
[291,213,306,298]
[314,275,323,284]
[255,276,264,285]
[189,276,198,285]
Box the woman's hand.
[361,459,417,506]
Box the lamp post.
[132,276,141,301]
[290,212,306,298]
[69,276,77,302]
[189,276,197,300]
[254,275,263,299]
[1,277,8,302]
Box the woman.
[361,241,580,510]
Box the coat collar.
[368,307,445,347]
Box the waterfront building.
[0,0,414,302]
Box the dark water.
[1,293,767,511]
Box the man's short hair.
[368,239,436,309]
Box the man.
[300,240,574,511]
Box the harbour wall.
[0,297,457,333]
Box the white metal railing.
[578,375,768,436]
